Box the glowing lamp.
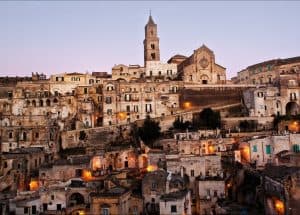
[29,180,39,191]
[82,170,92,181]
[146,165,157,172]
[117,112,126,120]
[274,199,284,214]
[208,145,215,154]
[183,101,192,109]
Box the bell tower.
[144,14,160,66]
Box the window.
[23,132,27,141]
[151,44,155,49]
[9,132,13,139]
[126,105,130,112]
[133,206,138,215]
[101,208,109,215]
[257,92,264,98]
[105,97,112,104]
[146,104,152,113]
[191,170,194,177]
[266,145,271,154]
[35,132,39,138]
[293,144,300,153]
[125,94,131,101]
[84,88,88,94]
[171,205,177,213]
[24,207,29,214]
[150,71,153,76]
[151,53,156,60]
[32,205,36,214]
[51,195,54,200]
[107,109,112,115]
[133,105,139,113]
[158,71,162,76]
[75,169,83,177]
[253,145,257,152]
[151,182,157,190]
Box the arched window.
[53,98,58,103]
[39,100,43,107]
[32,100,36,107]
[23,132,27,141]
[46,99,51,106]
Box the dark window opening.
[151,53,156,60]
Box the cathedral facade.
[169,45,227,84]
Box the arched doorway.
[69,193,85,207]
[286,102,299,115]
[200,75,209,84]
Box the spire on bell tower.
[143,13,160,66]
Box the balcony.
[145,98,152,102]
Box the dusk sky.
[1,1,300,78]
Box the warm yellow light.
[146,165,157,172]
[274,199,284,214]
[183,101,192,109]
[78,210,85,215]
[243,146,250,154]
[227,182,232,188]
[117,112,126,120]
[208,145,215,154]
[92,157,101,170]
[82,170,93,181]
[29,180,39,191]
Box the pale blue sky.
[0,1,299,78]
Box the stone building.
[112,64,144,82]
[90,181,131,215]
[159,189,191,215]
[243,82,300,117]
[235,56,300,85]
[102,80,180,126]
[195,176,226,215]
[263,165,300,215]
[142,169,188,215]
[170,45,226,84]
[246,134,300,167]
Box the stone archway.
[200,75,209,84]
[286,102,299,115]
[69,192,85,207]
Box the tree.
[138,115,161,147]
[173,117,192,131]
[239,120,258,132]
[193,108,221,129]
